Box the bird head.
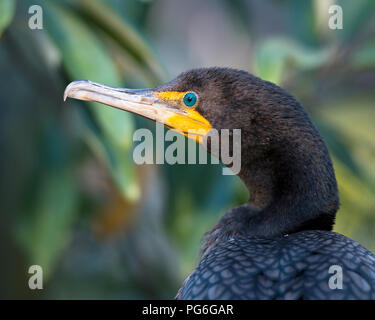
[64,67,339,230]
[64,67,319,166]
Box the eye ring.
[183,92,198,107]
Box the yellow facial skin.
[155,91,187,104]
[155,91,212,143]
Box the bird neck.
[201,136,339,257]
[239,143,315,213]
[241,137,339,235]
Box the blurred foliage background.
[0,0,374,299]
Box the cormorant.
[64,67,375,299]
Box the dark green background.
[0,0,374,299]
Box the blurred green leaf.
[317,96,375,151]
[42,1,139,200]
[315,95,375,250]
[332,156,375,244]
[43,1,134,144]
[83,125,140,201]
[76,0,166,85]
[16,169,78,279]
[0,0,16,36]
[254,38,332,84]
[317,96,375,189]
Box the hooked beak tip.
[64,80,90,102]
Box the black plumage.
[177,231,375,299]
[160,68,375,300]
[64,67,375,299]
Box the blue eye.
[183,92,198,107]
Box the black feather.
[156,67,374,300]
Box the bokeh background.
[0,0,374,299]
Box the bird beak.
[64,80,211,142]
